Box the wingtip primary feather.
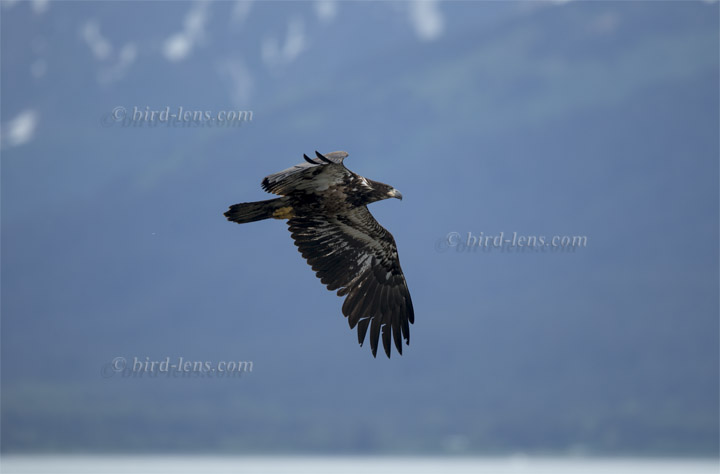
[315,151,333,164]
[381,324,392,358]
[357,318,370,347]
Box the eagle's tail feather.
[224,198,283,224]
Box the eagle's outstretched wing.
[262,151,349,196]
[288,206,414,357]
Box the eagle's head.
[365,179,403,203]
[387,188,403,200]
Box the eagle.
[224,151,414,358]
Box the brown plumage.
[224,151,414,357]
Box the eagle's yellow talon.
[272,206,295,219]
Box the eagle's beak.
[389,188,403,200]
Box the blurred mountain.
[1,1,718,455]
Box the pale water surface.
[1,456,718,474]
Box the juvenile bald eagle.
[224,151,414,358]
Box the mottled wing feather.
[287,206,414,357]
[315,151,348,164]
[261,151,349,196]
